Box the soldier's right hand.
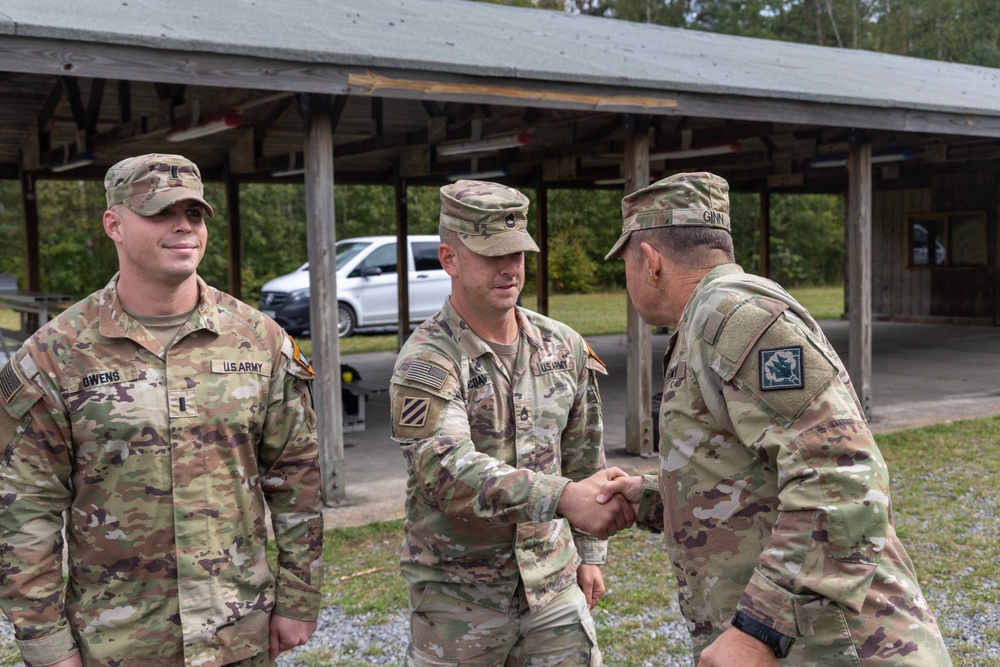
[40,653,83,667]
[557,467,636,538]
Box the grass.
[294,284,844,358]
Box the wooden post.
[19,164,41,294]
[847,138,873,418]
[535,175,549,316]
[395,176,411,350]
[303,93,346,504]
[623,117,654,457]
[224,164,242,300]
[758,182,771,279]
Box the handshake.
[556,467,644,539]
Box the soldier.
[597,173,952,666]
[0,154,324,667]
[389,180,632,666]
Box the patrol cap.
[605,171,730,260]
[104,153,214,218]
[439,180,539,256]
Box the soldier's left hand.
[269,614,319,659]
[577,563,606,609]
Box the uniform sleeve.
[714,311,890,637]
[390,355,569,526]
[633,474,664,534]
[0,352,80,666]
[560,342,609,564]
[259,336,324,621]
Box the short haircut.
[627,226,735,266]
[438,224,464,255]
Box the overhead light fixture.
[807,149,913,169]
[437,132,530,158]
[649,141,742,161]
[166,103,243,142]
[271,153,305,178]
[50,145,95,173]
[446,167,510,182]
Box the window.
[412,241,443,272]
[908,212,986,267]
[362,243,398,274]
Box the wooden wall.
[871,166,997,324]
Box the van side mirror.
[360,266,383,277]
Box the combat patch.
[404,360,448,390]
[759,346,804,391]
[0,359,23,403]
[399,396,430,427]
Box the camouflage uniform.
[390,179,608,666]
[612,173,951,665]
[0,275,324,667]
[391,298,608,664]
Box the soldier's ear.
[439,242,460,277]
[639,242,662,280]
[103,208,123,244]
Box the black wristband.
[731,611,795,659]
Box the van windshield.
[336,241,372,267]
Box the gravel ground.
[5,601,997,666]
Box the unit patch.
[404,360,448,389]
[759,346,804,391]
[399,396,430,427]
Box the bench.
[341,366,388,433]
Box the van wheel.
[337,303,356,338]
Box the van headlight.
[290,288,310,303]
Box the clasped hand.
[557,467,642,538]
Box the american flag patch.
[0,360,23,403]
[404,360,447,389]
[399,396,429,427]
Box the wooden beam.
[117,80,132,123]
[224,165,242,300]
[19,164,41,295]
[623,116,654,457]
[85,78,106,134]
[394,176,411,350]
[535,174,549,316]
[759,182,771,278]
[846,139,873,417]
[59,75,88,130]
[303,93,345,504]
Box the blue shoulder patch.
[759,346,804,391]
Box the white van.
[258,235,451,337]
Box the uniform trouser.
[226,653,275,667]
[406,581,601,666]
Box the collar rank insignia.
[399,396,430,427]
[759,346,804,391]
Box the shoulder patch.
[391,386,446,440]
[759,346,804,391]
[290,336,314,375]
[584,340,608,375]
[734,316,838,425]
